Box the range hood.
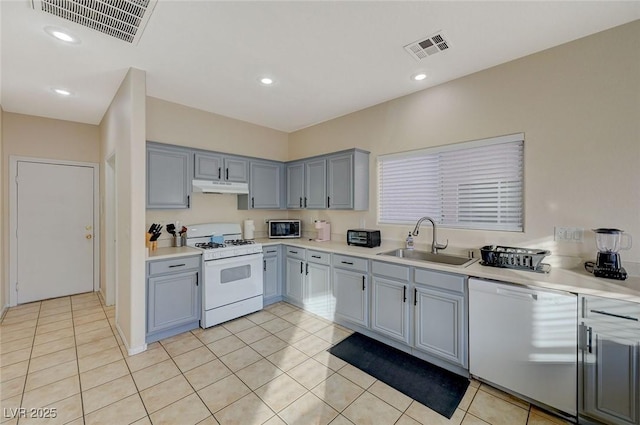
[192,179,249,194]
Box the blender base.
[593,267,628,280]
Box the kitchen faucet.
[412,216,448,254]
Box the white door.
[16,161,96,303]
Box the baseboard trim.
[115,321,147,356]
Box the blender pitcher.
[593,228,632,253]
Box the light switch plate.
[555,226,584,243]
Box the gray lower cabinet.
[413,268,467,368]
[305,250,332,319]
[580,296,640,425]
[146,143,192,209]
[146,255,201,343]
[194,151,248,183]
[284,247,306,305]
[263,246,282,306]
[239,160,283,209]
[332,254,369,327]
[371,261,411,345]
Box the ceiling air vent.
[32,0,157,45]
[404,32,450,61]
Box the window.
[378,133,524,231]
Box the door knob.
[86,234,93,239]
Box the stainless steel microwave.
[268,220,301,239]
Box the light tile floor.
[0,293,572,425]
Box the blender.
[584,228,632,280]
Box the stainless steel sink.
[377,249,477,267]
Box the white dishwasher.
[469,278,577,416]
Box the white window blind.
[378,134,524,231]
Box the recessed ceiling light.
[53,88,72,97]
[44,26,80,44]
[259,77,274,86]
[412,73,427,81]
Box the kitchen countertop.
[259,238,640,304]
[146,246,201,261]
[145,239,640,304]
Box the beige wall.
[1,112,100,309]
[289,20,640,263]
[100,68,147,354]
[145,97,291,244]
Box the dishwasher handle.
[496,287,538,301]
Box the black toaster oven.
[347,229,381,248]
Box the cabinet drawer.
[262,246,280,257]
[285,246,306,260]
[414,268,465,293]
[148,256,201,276]
[333,254,368,272]
[307,250,330,265]
[372,261,410,281]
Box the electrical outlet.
[554,226,584,243]
[264,218,269,224]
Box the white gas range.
[185,223,263,328]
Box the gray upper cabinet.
[306,159,327,209]
[286,149,369,211]
[239,160,284,210]
[286,162,305,209]
[328,150,369,210]
[194,151,248,183]
[147,143,192,209]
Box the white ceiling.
[2,1,639,132]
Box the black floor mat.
[329,332,469,419]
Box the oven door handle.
[204,253,263,268]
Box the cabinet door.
[305,262,331,318]
[250,161,282,209]
[371,276,410,344]
[147,145,191,209]
[194,152,223,180]
[305,159,327,209]
[582,327,640,425]
[263,255,280,300]
[333,268,368,327]
[286,162,305,209]
[285,257,304,304]
[414,286,465,366]
[327,153,353,209]
[147,271,199,333]
[224,157,249,183]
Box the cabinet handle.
[300,261,304,274]
[289,250,298,254]
[304,197,307,208]
[362,276,365,291]
[218,167,221,179]
[590,309,639,322]
[311,255,321,259]
[403,286,407,303]
[299,197,302,208]
[305,263,309,275]
[328,196,330,208]
[263,260,266,271]
[187,195,190,208]
[341,261,354,265]
[587,326,593,353]
[196,274,198,286]
[169,264,186,268]
[414,288,417,306]
[251,197,255,208]
[226,168,229,180]
[266,250,277,254]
